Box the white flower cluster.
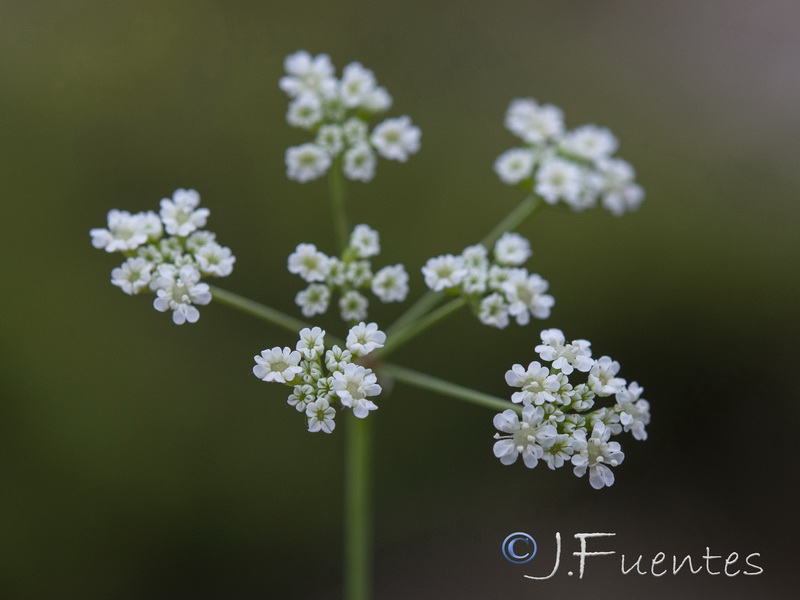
[253,323,386,433]
[421,232,554,329]
[281,50,421,183]
[494,98,644,216]
[493,327,650,489]
[289,224,409,321]
[90,189,235,324]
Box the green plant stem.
[208,285,310,335]
[381,362,521,414]
[344,416,372,600]
[380,297,467,358]
[329,164,348,253]
[385,193,543,340]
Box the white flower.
[339,290,369,322]
[195,242,236,277]
[90,209,154,252]
[253,346,303,383]
[494,148,536,185]
[286,143,331,183]
[279,50,336,98]
[288,384,316,412]
[371,116,421,162]
[333,363,381,418]
[542,434,574,470]
[288,243,330,282]
[306,398,336,433]
[505,361,559,405]
[588,407,622,436]
[343,118,369,145]
[461,244,489,272]
[493,405,558,469]
[560,125,618,163]
[299,359,323,384]
[503,270,554,324]
[597,158,644,216]
[371,264,409,302]
[588,356,626,396]
[462,269,488,295]
[346,322,386,357]
[325,345,353,372]
[505,98,564,144]
[615,382,650,441]
[296,326,326,360]
[422,254,467,291]
[343,143,377,182]
[487,265,511,292]
[325,257,347,286]
[152,264,211,325]
[345,260,372,287]
[535,328,594,374]
[362,86,392,113]
[349,224,380,258]
[111,257,153,295]
[316,124,345,156]
[339,62,377,108]
[494,232,532,266]
[286,92,323,129]
[185,230,216,252]
[159,189,209,237]
[295,284,330,317]
[478,292,510,329]
[566,383,596,412]
[571,422,625,489]
[535,158,583,206]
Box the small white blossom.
[371,116,421,162]
[505,98,564,144]
[299,359,323,384]
[345,260,372,287]
[339,62,377,108]
[597,158,644,216]
[346,322,386,357]
[571,422,625,489]
[296,326,326,360]
[422,254,467,291]
[535,158,583,206]
[560,125,618,163]
[325,257,347,287]
[342,118,369,145]
[295,284,331,317]
[253,346,303,383]
[325,345,353,372]
[535,328,594,375]
[494,232,532,266]
[503,270,554,324]
[494,148,536,185]
[316,124,345,156]
[279,50,337,98]
[493,405,558,469]
[333,363,381,418]
[185,230,216,252]
[286,93,323,129]
[286,143,332,183]
[90,209,154,253]
[371,264,409,302]
[159,189,209,237]
[111,257,153,295]
[362,86,392,113]
[615,382,651,441]
[505,361,559,405]
[343,143,377,182]
[566,383,596,412]
[588,356,626,396]
[306,398,336,433]
[288,384,316,412]
[195,242,236,277]
[288,243,330,282]
[349,224,380,258]
[461,244,489,272]
[339,290,369,322]
[542,434,575,470]
[152,264,211,325]
[478,292,510,329]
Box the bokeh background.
[2,1,799,598]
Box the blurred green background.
[2,1,799,598]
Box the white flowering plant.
[90,50,651,600]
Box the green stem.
[381,362,520,414]
[208,284,310,335]
[386,193,543,339]
[344,416,372,600]
[381,297,467,358]
[329,164,349,253]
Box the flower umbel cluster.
[253,322,386,433]
[493,327,650,489]
[422,232,554,329]
[290,224,409,321]
[90,189,235,324]
[281,50,421,183]
[494,98,644,216]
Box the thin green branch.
[381,362,520,414]
[344,416,372,600]
[380,297,467,358]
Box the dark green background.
[2,1,798,598]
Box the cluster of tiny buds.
[422,232,554,329]
[253,323,387,433]
[281,50,421,183]
[494,98,644,216]
[493,327,650,489]
[89,189,235,324]
[289,224,409,321]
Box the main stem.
[329,169,372,600]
